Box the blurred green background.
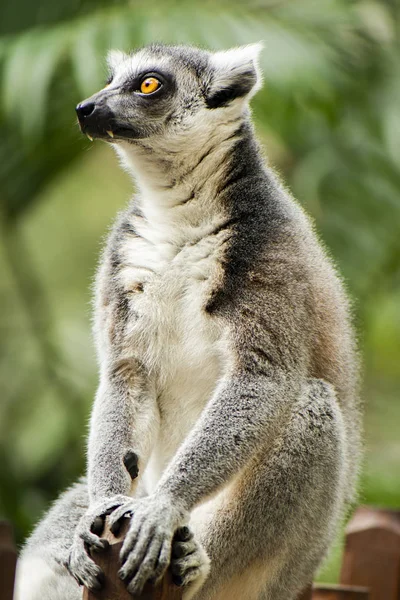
[0,0,399,583]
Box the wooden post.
[0,521,17,600]
[312,584,369,599]
[340,506,400,600]
[298,584,313,599]
[83,517,182,600]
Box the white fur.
[106,49,126,73]
[114,125,240,491]
[14,556,79,600]
[209,43,264,100]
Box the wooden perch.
[299,584,369,599]
[340,506,400,600]
[299,585,313,599]
[82,517,182,600]
[80,506,400,600]
[312,585,369,599]
[300,506,400,600]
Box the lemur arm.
[156,365,301,511]
[87,360,159,504]
[155,275,310,512]
[66,359,160,590]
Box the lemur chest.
[117,223,229,395]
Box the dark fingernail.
[175,526,191,541]
[118,568,127,581]
[172,575,184,587]
[91,516,104,536]
[123,451,139,480]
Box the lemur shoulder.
[16,43,361,600]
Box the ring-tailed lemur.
[15,43,361,600]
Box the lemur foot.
[171,527,210,600]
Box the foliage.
[0,0,399,581]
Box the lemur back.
[16,43,361,600]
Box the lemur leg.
[186,379,347,600]
[15,479,88,600]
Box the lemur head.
[75,43,263,149]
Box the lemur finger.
[108,504,134,529]
[119,519,146,566]
[123,534,165,596]
[125,549,159,597]
[68,546,105,590]
[123,450,139,480]
[110,515,131,537]
[171,552,204,576]
[79,529,109,551]
[172,566,200,587]
[109,510,133,536]
[119,527,153,580]
[90,502,123,536]
[89,540,110,555]
[173,526,193,542]
[172,539,197,559]
[84,566,105,591]
[149,538,172,585]
[90,515,105,536]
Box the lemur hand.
[108,494,187,596]
[171,526,211,600]
[66,495,132,590]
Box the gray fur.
[17,43,361,600]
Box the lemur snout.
[76,99,115,140]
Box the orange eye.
[140,77,161,94]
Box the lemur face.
[76,43,262,144]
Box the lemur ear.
[106,49,127,73]
[206,43,263,109]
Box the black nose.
[76,102,96,120]
[76,98,115,139]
